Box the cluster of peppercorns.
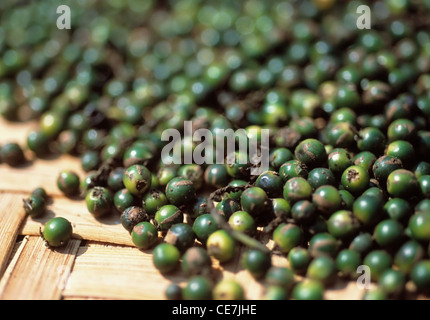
[2,0,430,300]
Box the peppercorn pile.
[1,0,430,300]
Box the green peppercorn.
[85,187,113,218]
[308,232,339,258]
[416,199,430,213]
[177,164,204,190]
[263,285,287,300]
[307,255,336,285]
[192,214,219,244]
[352,194,383,226]
[228,210,256,235]
[204,164,229,189]
[328,148,353,176]
[387,118,416,142]
[349,232,373,256]
[213,279,244,300]
[183,276,213,300]
[410,260,430,292]
[264,267,294,292]
[353,151,377,172]
[270,148,294,170]
[224,179,248,200]
[240,187,270,217]
[408,211,430,241]
[307,167,336,189]
[31,187,48,201]
[181,247,212,277]
[107,167,125,192]
[40,111,65,138]
[152,243,180,274]
[287,247,311,274]
[255,171,283,198]
[273,223,303,253]
[164,283,182,300]
[1,142,26,166]
[312,185,342,216]
[336,249,361,279]
[356,127,386,154]
[386,140,415,168]
[283,177,313,203]
[386,169,419,199]
[216,198,241,220]
[394,240,424,274]
[113,188,136,213]
[362,287,387,300]
[363,250,393,281]
[372,155,403,185]
[241,249,271,279]
[142,189,168,216]
[123,164,152,196]
[418,175,430,198]
[157,166,177,187]
[341,165,370,195]
[165,223,196,252]
[206,229,236,263]
[57,170,80,197]
[269,199,290,220]
[131,221,158,249]
[225,151,249,179]
[327,210,360,239]
[41,217,73,248]
[383,198,411,222]
[338,189,355,210]
[291,200,317,225]
[292,279,324,300]
[413,161,430,179]
[294,138,327,168]
[23,195,46,218]
[154,205,183,232]
[80,151,101,173]
[165,177,196,207]
[279,160,308,182]
[26,130,50,156]
[122,142,154,168]
[373,219,404,248]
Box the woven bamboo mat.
[0,118,401,300]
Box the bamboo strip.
[0,155,84,196]
[62,242,186,300]
[0,236,80,300]
[20,195,134,246]
[0,192,28,278]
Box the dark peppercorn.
[120,206,149,233]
